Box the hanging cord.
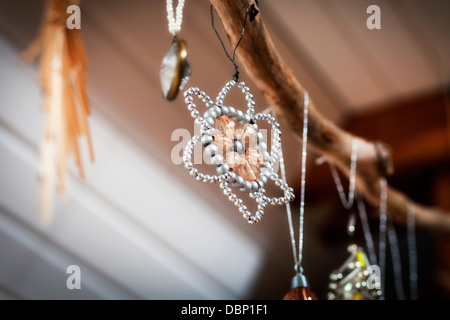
[277,92,310,274]
[166,0,186,36]
[355,191,378,266]
[378,177,388,299]
[315,139,358,210]
[279,138,299,268]
[387,215,406,300]
[266,106,299,268]
[406,201,418,300]
[210,0,252,81]
[297,92,309,269]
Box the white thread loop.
[166,0,186,36]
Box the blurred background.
[0,0,449,299]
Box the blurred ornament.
[23,0,93,225]
[283,271,318,300]
[161,0,191,100]
[327,244,382,300]
[160,38,191,101]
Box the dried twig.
[23,0,93,225]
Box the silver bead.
[204,116,215,128]
[204,143,218,157]
[260,167,272,177]
[191,110,200,118]
[189,168,198,177]
[275,178,283,187]
[234,140,244,153]
[232,176,245,188]
[228,194,237,203]
[258,142,268,152]
[257,132,264,142]
[243,114,251,123]
[208,110,218,119]
[221,106,229,115]
[258,175,268,186]
[252,123,258,132]
[210,106,221,116]
[223,188,232,196]
[238,206,248,213]
[184,162,193,170]
[235,110,244,121]
[227,172,237,183]
[203,110,211,119]
[258,202,266,210]
[262,161,272,169]
[242,181,252,192]
[227,106,236,116]
[216,164,230,175]
[251,181,259,191]
[261,151,271,161]
[201,134,213,146]
[235,199,243,207]
[256,210,264,217]
[211,154,223,166]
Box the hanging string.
[273,92,310,274]
[378,177,388,298]
[387,216,406,300]
[297,92,309,269]
[315,139,358,210]
[210,0,252,81]
[407,201,419,300]
[166,0,186,36]
[267,106,299,268]
[356,191,378,266]
[279,138,299,268]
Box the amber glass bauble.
[283,287,318,300]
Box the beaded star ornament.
[181,1,294,224]
[182,80,294,224]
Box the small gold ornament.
[328,244,382,300]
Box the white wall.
[0,34,262,300]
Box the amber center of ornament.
[213,116,263,181]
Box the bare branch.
[210,0,450,235]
